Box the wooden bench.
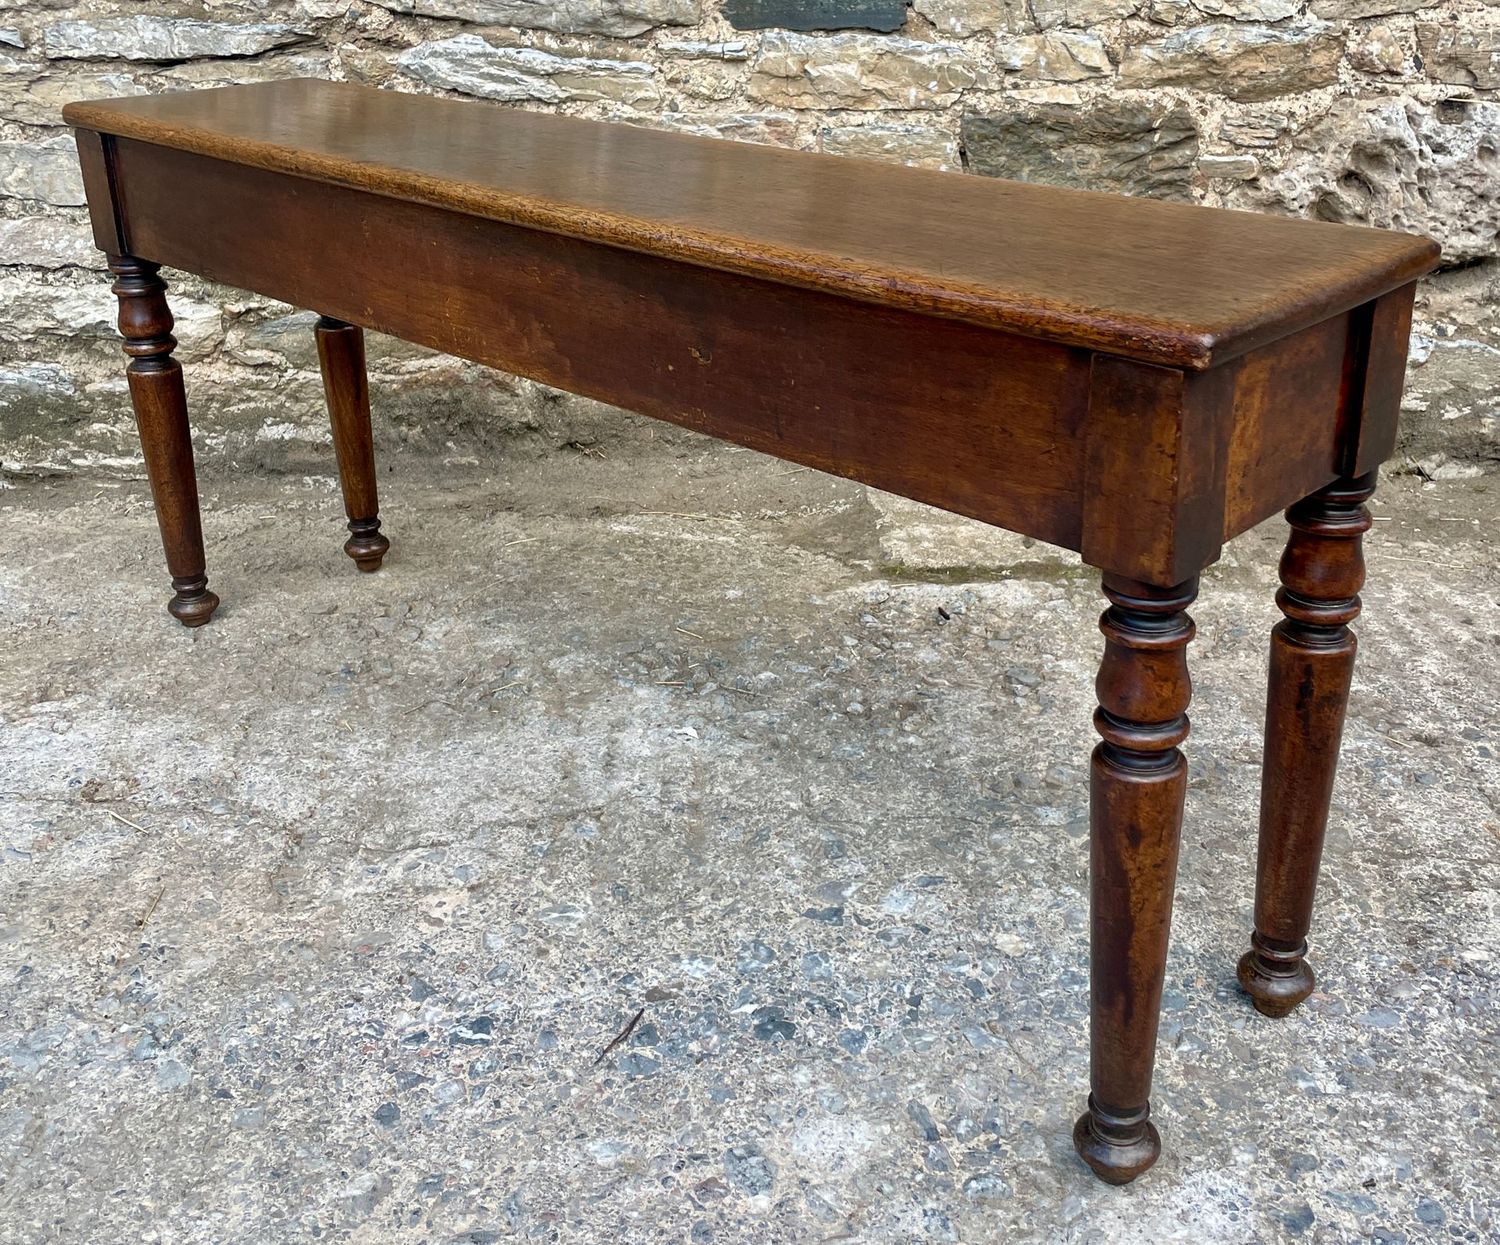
[64,79,1439,1185]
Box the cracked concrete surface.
[1,437,1497,1244]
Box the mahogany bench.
[64,79,1439,1185]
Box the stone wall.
[0,0,1495,479]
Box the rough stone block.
[1417,17,1500,89]
[0,273,222,363]
[371,0,699,37]
[1308,0,1438,16]
[0,216,102,269]
[660,63,742,102]
[0,137,85,206]
[1198,152,1259,179]
[159,52,335,91]
[396,37,662,106]
[912,0,1032,36]
[0,361,75,404]
[42,17,311,61]
[750,32,987,109]
[0,70,144,127]
[1218,110,1293,147]
[1399,334,1500,476]
[818,122,959,168]
[1119,21,1344,99]
[996,31,1112,80]
[646,112,799,145]
[1031,0,1141,27]
[1147,0,1193,23]
[1239,97,1500,263]
[222,310,324,371]
[658,41,749,100]
[657,40,751,59]
[1193,0,1300,18]
[1418,257,1500,340]
[1348,23,1412,74]
[961,99,1199,199]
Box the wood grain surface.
[64,79,1439,370]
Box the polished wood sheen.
[64,80,1436,371]
[314,316,389,572]
[66,80,1438,1187]
[1076,575,1195,1184]
[1239,474,1376,1016]
[108,254,219,626]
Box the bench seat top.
[65,78,1439,371]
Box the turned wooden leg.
[1239,473,1375,1017]
[314,315,389,572]
[110,255,219,627]
[1073,574,1195,1185]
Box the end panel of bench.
[106,136,1094,554]
[74,129,127,255]
[1081,295,1407,586]
[1342,282,1417,478]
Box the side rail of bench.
[77,130,1415,589]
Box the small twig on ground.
[136,886,166,929]
[593,1006,646,1067]
[107,809,145,833]
[674,626,705,640]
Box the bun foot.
[1238,936,1315,1018]
[1073,1098,1161,1185]
[168,575,220,627]
[344,518,389,573]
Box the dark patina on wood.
[64,79,1438,1186]
[1239,474,1377,1017]
[1079,574,1196,1183]
[314,316,389,572]
[107,253,218,627]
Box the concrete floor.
[1,439,1497,1244]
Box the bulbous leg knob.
[110,255,217,627]
[167,574,220,627]
[1238,934,1315,1018]
[344,517,389,573]
[1073,1098,1161,1185]
[1245,475,1373,1021]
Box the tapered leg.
[314,315,389,572]
[110,255,219,627]
[1239,473,1375,1017]
[1074,574,1196,1185]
